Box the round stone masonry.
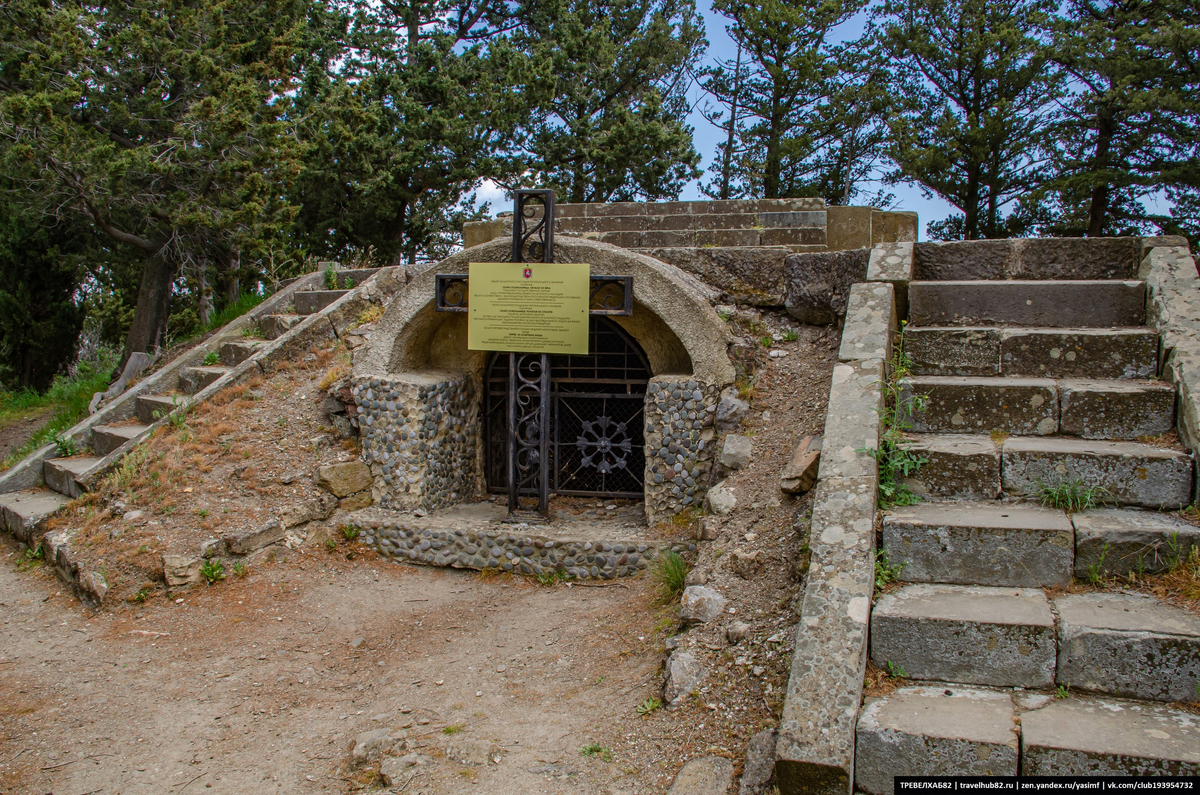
[358,520,697,580]
[644,377,722,523]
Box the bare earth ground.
[0,312,838,795]
[0,407,52,465]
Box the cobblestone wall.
[644,377,721,524]
[353,374,479,511]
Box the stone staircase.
[0,273,376,557]
[854,253,1200,784]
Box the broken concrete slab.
[1001,437,1193,509]
[1054,592,1200,702]
[869,583,1056,688]
[905,327,1001,377]
[900,434,1001,501]
[902,376,1058,436]
[224,518,286,555]
[1058,379,1175,439]
[1000,328,1159,380]
[855,686,1018,794]
[1021,697,1200,774]
[883,503,1073,588]
[779,436,821,495]
[0,488,70,542]
[43,456,100,499]
[908,280,1146,328]
[1073,508,1200,577]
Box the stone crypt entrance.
[483,316,653,501]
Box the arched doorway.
[484,317,652,499]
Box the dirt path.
[0,407,51,468]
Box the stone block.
[908,280,1146,328]
[715,387,750,430]
[761,228,826,247]
[1141,245,1200,355]
[1059,379,1175,439]
[739,729,777,795]
[817,359,884,482]
[91,423,149,456]
[295,290,348,316]
[43,456,100,499]
[668,756,735,795]
[462,217,507,248]
[901,376,1058,436]
[1054,592,1200,702]
[869,584,1056,688]
[780,436,821,495]
[179,366,229,395]
[1073,508,1200,577]
[759,211,826,229]
[259,313,301,340]
[220,340,264,366]
[719,434,752,470]
[640,247,791,307]
[224,518,286,554]
[1014,236,1141,280]
[162,553,203,586]
[697,229,764,247]
[775,477,875,795]
[1001,437,1193,509]
[855,686,1018,795]
[444,737,500,766]
[664,650,706,706]
[681,585,729,625]
[639,230,695,248]
[0,488,69,542]
[1000,328,1159,380]
[825,205,874,251]
[883,503,1073,588]
[317,461,373,497]
[900,434,1001,501]
[784,250,870,325]
[1021,697,1200,774]
[136,393,178,424]
[706,481,736,516]
[339,492,373,511]
[866,242,913,317]
[905,327,1000,377]
[871,211,918,245]
[913,240,1013,281]
[837,283,895,363]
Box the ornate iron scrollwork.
[575,416,631,474]
[435,274,469,312]
[513,189,555,264]
[508,352,550,514]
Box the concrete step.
[91,423,150,456]
[883,503,1073,588]
[1021,697,1200,774]
[43,456,101,498]
[902,376,1058,436]
[179,365,230,394]
[855,686,1018,792]
[220,339,266,366]
[135,393,179,424]
[1054,592,1200,702]
[902,376,1174,439]
[259,313,302,339]
[870,583,1056,688]
[1002,437,1193,509]
[1073,508,1200,578]
[295,290,348,315]
[905,326,1159,379]
[1058,379,1175,439]
[0,488,70,541]
[901,434,1001,501]
[908,280,1145,328]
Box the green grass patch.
[203,291,266,335]
[651,550,689,601]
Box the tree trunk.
[121,252,176,367]
[197,266,213,328]
[1087,109,1115,237]
[718,43,744,201]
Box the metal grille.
[484,317,651,498]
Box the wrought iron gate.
[485,317,651,500]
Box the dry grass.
[319,363,350,391]
[862,660,905,699]
[1137,430,1184,449]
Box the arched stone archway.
[350,236,736,522]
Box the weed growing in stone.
[16,543,43,571]
[652,551,688,601]
[874,550,905,595]
[989,428,1009,445]
[536,569,570,586]
[636,697,661,716]
[884,661,907,679]
[1055,684,1070,699]
[203,351,220,366]
[352,305,385,329]
[52,432,78,457]
[324,265,339,290]
[232,561,248,578]
[859,326,927,508]
[1085,543,1111,585]
[341,524,360,541]
[242,324,265,339]
[442,724,463,735]
[1037,479,1111,513]
[324,538,337,552]
[200,559,226,584]
[131,585,152,602]
[579,743,612,762]
[782,328,799,342]
[759,335,773,348]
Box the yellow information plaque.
[467,262,591,354]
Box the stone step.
[179,365,230,395]
[855,686,1018,792]
[902,376,1175,439]
[1054,592,1200,702]
[0,488,70,542]
[905,326,1159,379]
[1073,508,1200,578]
[220,339,266,366]
[295,290,348,315]
[883,503,1073,588]
[1021,697,1200,774]
[91,423,150,456]
[869,583,1056,688]
[43,456,102,498]
[901,434,1001,501]
[259,313,302,339]
[1002,437,1193,509]
[908,280,1145,328]
[135,393,179,424]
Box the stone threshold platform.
[351,503,695,580]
